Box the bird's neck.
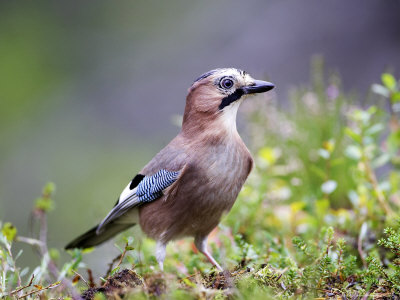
[181,106,241,144]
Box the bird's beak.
[242,80,275,94]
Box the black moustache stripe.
[219,89,244,110]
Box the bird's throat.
[220,100,241,136]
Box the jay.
[66,68,274,271]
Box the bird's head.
[182,68,274,137]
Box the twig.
[361,290,371,300]
[325,239,332,256]
[16,236,44,247]
[364,159,393,216]
[18,281,61,299]
[37,210,60,281]
[4,240,22,287]
[105,253,124,278]
[87,269,96,288]
[358,228,367,268]
[33,209,82,299]
[8,274,34,296]
[178,271,202,283]
[104,243,130,278]
[387,93,400,132]
[116,243,130,269]
[335,247,343,279]
[72,270,89,287]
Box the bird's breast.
[199,141,253,203]
[139,137,253,242]
[205,150,245,182]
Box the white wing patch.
[96,170,179,234]
[118,183,137,204]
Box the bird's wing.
[96,169,180,234]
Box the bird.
[65,68,274,271]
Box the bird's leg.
[155,240,166,271]
[194,236,223,271]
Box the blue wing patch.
[96,169,180,234]
[136,169,179,202]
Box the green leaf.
[1,222,17,242]
[382,73,397,91]
[359,222,368,243]
[49,248,60,261]
[365,123,384,136]
[182,278,196,287]
[93,293,107,300]
[318,148,330,159]
[322,139,335,153]
[388,129,400,154]
[371,84,390,97]
[258,147,280,166]
[345,145,362,160]
[82,247,94,254]
[344,127,361,143]
[123,236,134,245]
[316,198,330,217]
[110,266,120,276]
[35,182,56,212]
[42,182,56,196]
[35,196,54,212]
[15,249,23,260]
[389,172,400,193]
[367,106,377,116]
[348,190,360,207]
[372,153,390,168]
[309,165,326,180]
[321,180,337,194]
[330,157,345,167]
[392,91,400,103]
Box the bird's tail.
[65,222,134,249]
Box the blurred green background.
[1,0,400,275]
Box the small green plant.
[0,183,84,299]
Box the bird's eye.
[220,78,234,89]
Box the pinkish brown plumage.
[66,68,274,271]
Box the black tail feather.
[65,223,134,250]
